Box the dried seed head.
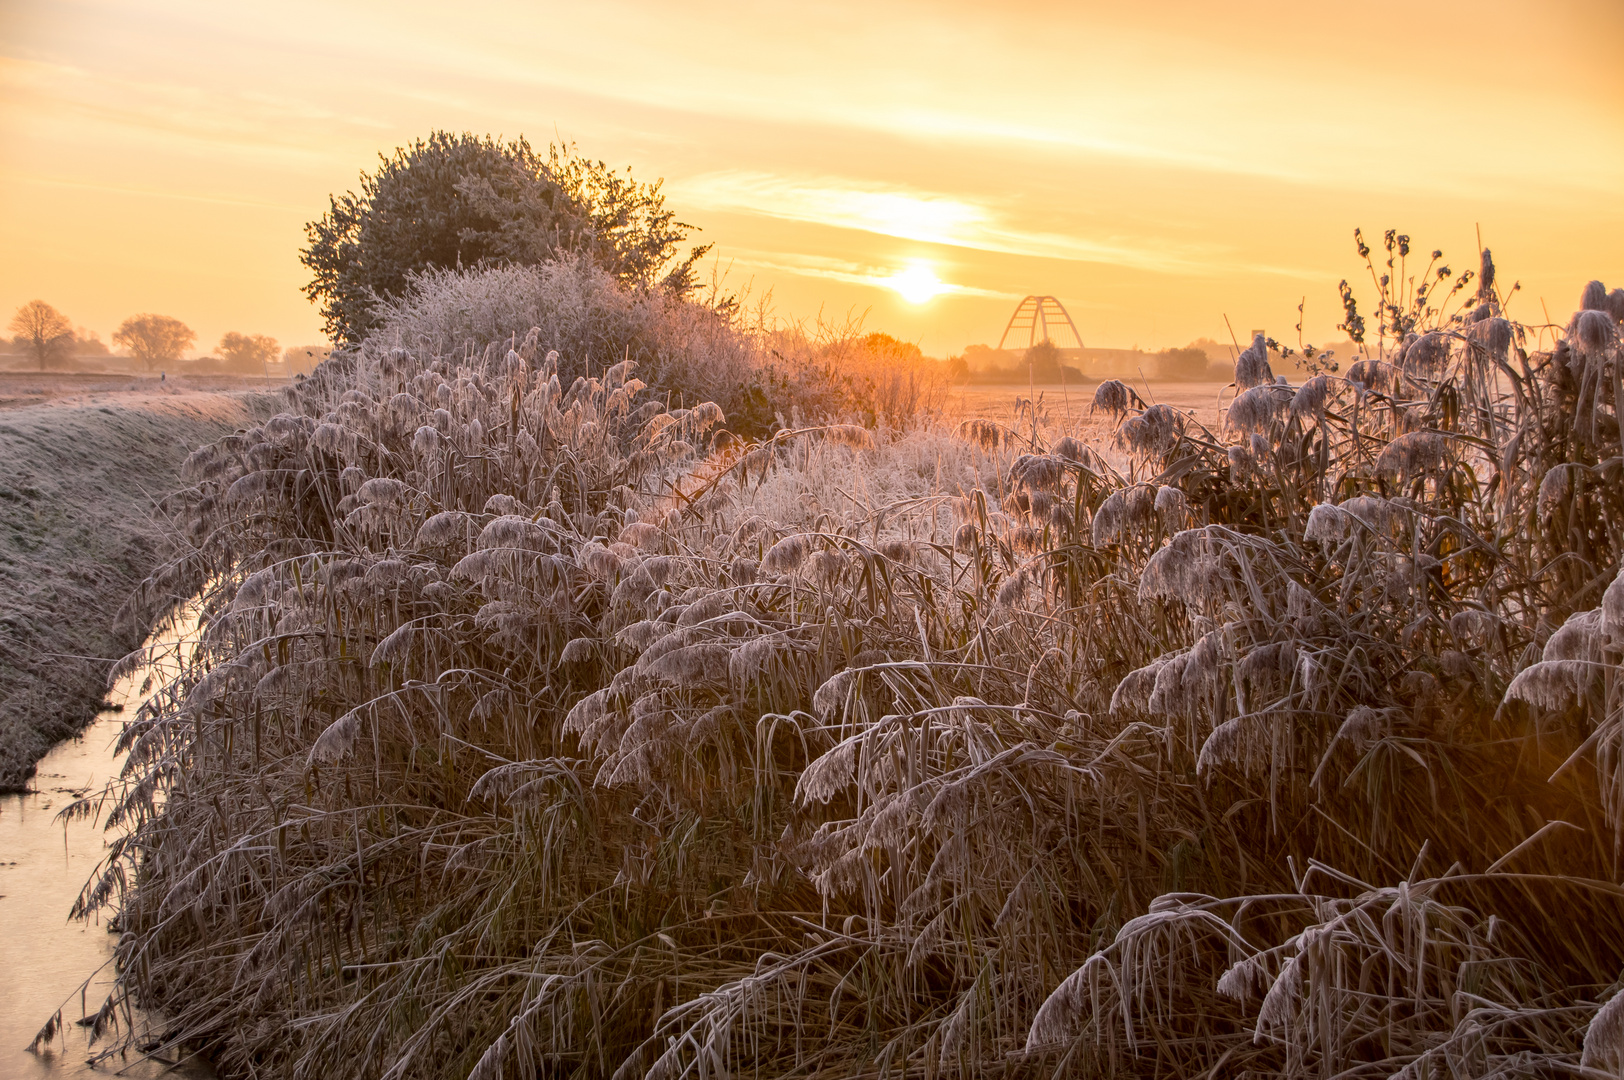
[1026,490,1056,522]
[1109,660,1163,714]
[955,418,1005,450]
[310,422,346,454]
[619,522,671,551]
[417,510,474,549]
[1444,609,1495,650]
[1581,279,1609,311]
[727,637,778,684]
[1011,454,1064,493]
[1402,331,1451,377]
[1198,713,1271,777]
[1544,608,1603,664]
[264,412,311,449]
[1235,334,1274,389]
[1290,375,1330,422]
[1466,318,1513,361]
[1139,528,1220,602]
[1376,431,1451,481]
[480,515,550,552]
[309,709,361,764]
[1092,379,1130,417]
[1583,980,1624,1076]
[1092,491,1127,546]
[1335,706,1385,754]
[358,477,410,507]
[1156,483,1195,526]
[1505,660,1591,711]
[797,737,858,803]
[995,569,1029,607]
[1228,445,1253,479]
[1053,435,1084,461]
[1571,309,1617,355]
[1603,568,1624,643]
[1119,403,1185,455]
[762,533,811,574]
[807,548,849,584]
[578,542,622,581]
[1226,385,1283,433]
[1216,955,1271,1003]
[1538,466,1572,512]
[1346,358,1396,395]
[824,424,874,451]
[689,401,725,431]
[812,669,856,720]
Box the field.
[949,380,1229,424]
[44,258,1624,1079]
[0,371,292,411]
[948,381,1231,462]
[0,387,274,789]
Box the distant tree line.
[5,300,299,374]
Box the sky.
[2,0,1622,359]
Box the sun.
[884,264,946,304]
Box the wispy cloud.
[670,171,1218,275]
[0,57,388,162]
[718,249,1019,301]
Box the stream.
[0,616,213,1078]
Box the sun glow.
[885,264,946,304]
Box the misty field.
[48,254,1624,1078]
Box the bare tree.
[114,314,195,371]
[218,332,280,374]
[8,300,74,371]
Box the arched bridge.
[996,295,1084,352]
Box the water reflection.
[0,616,213,1078]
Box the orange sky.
[2,0,1621,359]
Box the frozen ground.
[0,387,274,790]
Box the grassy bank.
[0,389,272,790]
[65,255,1624,1078]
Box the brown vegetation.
[58,244,1624,1078]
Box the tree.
[217,331,280,373]
[1024,339,1065,381]
[9,300,74,370]
[72,328,110,357]
[114,314,195,370]
[1152,346,1217,380]
[300,132,709,345]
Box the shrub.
[64,238,1624,1080]
[301,132,709,344]
[367,260,938,437]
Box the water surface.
[0,623,212,1078]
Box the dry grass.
[55,254,1624,1078]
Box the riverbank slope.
[0,389,273,791]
